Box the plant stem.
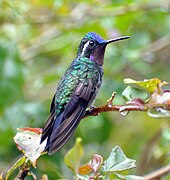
[144,164,170,180]
[14,163,30,180]
[84,103,170,117]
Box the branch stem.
[144,164,170,180]
[14,161,31,180]
[84,103,170,117]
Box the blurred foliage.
[0,0,170,179]
[65,139,143,179]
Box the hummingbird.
[41,32,129,155]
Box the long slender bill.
[106,36,130,44]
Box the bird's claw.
[87,106,99,116]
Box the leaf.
[64,137,84,173]
[41,174,49,180]
[148,108,170,118]
[78,154,103,175]
[115,173,144,180]
[124,78,168,94]
[149,90,170,105]
[89,154,103,173]
[18,127,42,134]
[6,156,26,180]
[148,90,170,118]
[78,165,93,175]
[103,146,136,172]
[76,174,90,180]
[13,128,46,167]
[122,85,149,102]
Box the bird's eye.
[89,40,95,46]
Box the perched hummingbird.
[41,32,129,155]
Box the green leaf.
[115,173,144,180]
[148,108,170,118]
[124,78,168,94]
[64,137,84,173]
[103,146,136,172]
[6,156,26,180]
[76,174,90,180]
[122,85,149,102]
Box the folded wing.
[41,78,95,155]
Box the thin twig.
[14,163,31,180]
[144,164,170,180]
[84,103,170,118]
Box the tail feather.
[40,110,55,143]
[43,110,64,151]
[48,107,85,154]
[46,105,85,154]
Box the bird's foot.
[87,106,99,116]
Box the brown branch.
[84,102,170,118]
[143,164,170,180]
[14,163,31,180]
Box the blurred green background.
[0,0,170,179]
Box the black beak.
[105,36,130,45]
[95,36,130,66]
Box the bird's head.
[77,32,129,66]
